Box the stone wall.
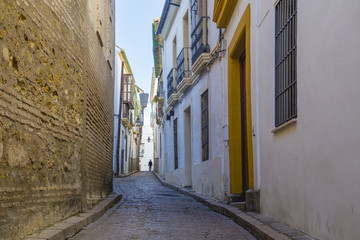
[0,0,114,239]
[82,0,115,205]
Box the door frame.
[228,4,254,194]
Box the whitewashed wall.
[257,1,360,240]
[160,0,230,200]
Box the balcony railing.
[157,80,164,98]
[177,47,191,84]
[191,17,210,65]
[167,68,176,99]
[123,74,134,109]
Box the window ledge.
[271,118,297,133]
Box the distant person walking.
[148,160,153,171]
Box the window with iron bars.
[275,0,297,127]
[173,118,178,169]
[201,90,209,161]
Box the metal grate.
[201,90,209,161]
[167,68,175,99]
[275,0,297,126]
[190,0,209,65]
[157,80,164,98]
[173,118,178,169]
[177,47,191,84]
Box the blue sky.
[115,0,165,125]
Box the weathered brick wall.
[0,0,114,239]
[82,0,114,205]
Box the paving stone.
[70,172,256,240]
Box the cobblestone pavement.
[70,172,256,240]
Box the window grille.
[173,118,178,169]
[201,90,209,161]
[275,0,297,126]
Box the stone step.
[227,194,245,203]
[230,201,246,211]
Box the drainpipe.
[255,0,261,190]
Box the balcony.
[123,74,135,109]
[157,80,164,98]
[191,17,210,75]
[166,68,178,107]
[177,47,191,84]
[176,47,192,94]
[122,111,132,129]
[157,80,165,109]
[167,68,175,99]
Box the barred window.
[201,90,209,161]
[173,118,178,169]
[275,0,297,126]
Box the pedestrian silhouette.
[148,159,153,171]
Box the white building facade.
[157,0,230,200]
[255,1,360,240]
[156,0,360,239]
[113,46,123,176]
[113,48,143,176]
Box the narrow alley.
[1,0,360,239]
[69,172,256,240]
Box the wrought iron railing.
[191,17,210,64]
[167,68,176,99]
[157,80,164,98]
[177,47,191,84]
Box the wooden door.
[240,51,249,193]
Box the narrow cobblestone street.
[70,172,256,240]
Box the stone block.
[64,216,88,232]
[37,229,64,240]
[52,222,76,238]
[245,189,255,211]
[254,190,260,213]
